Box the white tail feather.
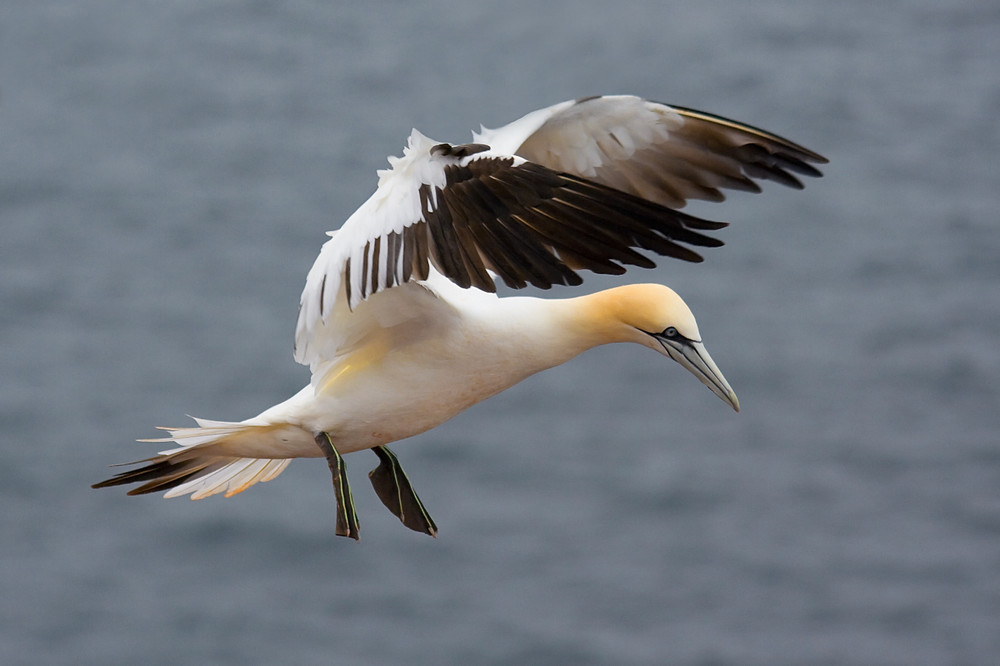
[164,457,291,499]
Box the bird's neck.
[489,288,640,368]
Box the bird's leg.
[314,432,359,541]
[368,446,438,537]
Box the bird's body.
[226,281,584,460]
[95,95,826,535]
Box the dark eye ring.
[663,326,678,338]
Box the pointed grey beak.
[658,338,740,412]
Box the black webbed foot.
[314,432,360,540]
[368,446,437,537]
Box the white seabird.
[95,94,826,539]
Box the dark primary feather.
[346,156,731,304]
[513,98,827,210]
[665,104,827,191]
[92,456,228,496]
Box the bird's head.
[582,284,740,411]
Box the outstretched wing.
[295,99,826,368]
[474,95,827,209]
[294,130,733,367]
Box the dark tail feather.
[92,456,227,496]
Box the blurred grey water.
[2,1,999,664]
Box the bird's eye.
[662,327,678,338]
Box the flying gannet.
[94,95,826,539]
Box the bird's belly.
[302,350,537,454]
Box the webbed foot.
[369,446,437,537]
[314,432,360,540]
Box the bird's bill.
[660,340,740,412]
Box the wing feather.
[476,95,825,209]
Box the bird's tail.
[92,417,305,500]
